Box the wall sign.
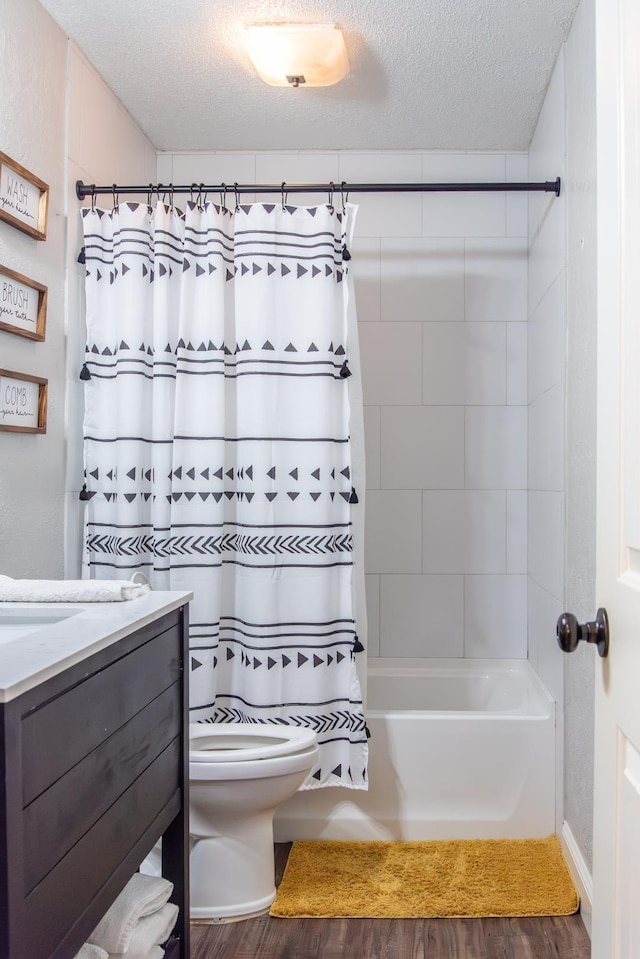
[0,264,47,340]
[0,369,47,434]
[0,151,49,241]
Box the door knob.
[556,608,609,658]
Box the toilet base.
[189,815,277,921]
[190,894,274,922]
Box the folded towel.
[0,575,150,603]
[75,945,108,959]
[108,903,179,959]
[89,874,173,953]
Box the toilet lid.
[189,723,318,762]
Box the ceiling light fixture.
[244,23,349,88]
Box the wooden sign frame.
[0,151,49,241]
[0,264,47,341]
[0,369,48,434]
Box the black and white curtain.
[80,198,368,789]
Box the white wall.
[563,0,597,899]
[63,45,157,577]
[158,148,529,661]
[0,0,67,576]
[527,0,597,921]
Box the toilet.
[188,722,319,921]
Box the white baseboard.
[561,820,593,938]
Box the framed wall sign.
[0,369,47,434]
[0,151,49,241]
[0,264,47,340]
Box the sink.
[0,607,81,646]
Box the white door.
[592,0,640,955]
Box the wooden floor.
[190,845,591,959]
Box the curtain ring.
[147,182,154,213]
[340,181,349,214]
[190,182,197,207]
[91,185,96,211]
[234,182,240,213]
[112,183,119,212]
[327,181,335,214]
[220,182,227,213]
[281,181,288,212]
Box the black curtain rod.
[76,177,561,200]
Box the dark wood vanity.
[0,597,190,959]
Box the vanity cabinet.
[0,600,190,959]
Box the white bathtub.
[274,658,556,841]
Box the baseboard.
[561,820,593,938]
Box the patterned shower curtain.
[80,197,367,789]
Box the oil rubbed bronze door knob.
[556,608,609,658]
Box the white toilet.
[188,722,319,921]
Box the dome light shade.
[244,23,349,87]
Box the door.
[592,0,640,955]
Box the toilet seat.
[189,722,317,763]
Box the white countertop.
[0,590,192,702]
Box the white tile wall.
[153,149,532,662]
[360,322,422,405]
[528,383,565,492]
[507,323,528,405]
[422,322,507,405]
[465,407,527,490]
[464,238,527,323]
[381,238,464,323]
[507,491,528,574]
[528,578,565,705]
[365,490,422,574]
[339,153,423,237]
[528,273,566,401]
[351,237,381,322]
[364,406,381,490]
[380,575,464,657]
[529,490,565,599]
[365,574,381,657]
[381,407,464,490]
[464,575,528,658]
[423,490,506,574]
[422,154,507,238]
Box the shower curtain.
[80,197,367,789]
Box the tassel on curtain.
[80,196,367,789]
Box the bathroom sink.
[0,606,81,646]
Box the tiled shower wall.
[158,150,529,661]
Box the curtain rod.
[75,177,561,200]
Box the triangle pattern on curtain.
[80,200,367,790]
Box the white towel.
[108,903,179,959]
[0,574,150,603]
[89,874,174,953]
[75,945,108,959]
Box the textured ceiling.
[38,0,580,152]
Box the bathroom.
[0,0,631,955]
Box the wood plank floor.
[190,844,591,959]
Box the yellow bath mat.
[270,836,579,918]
